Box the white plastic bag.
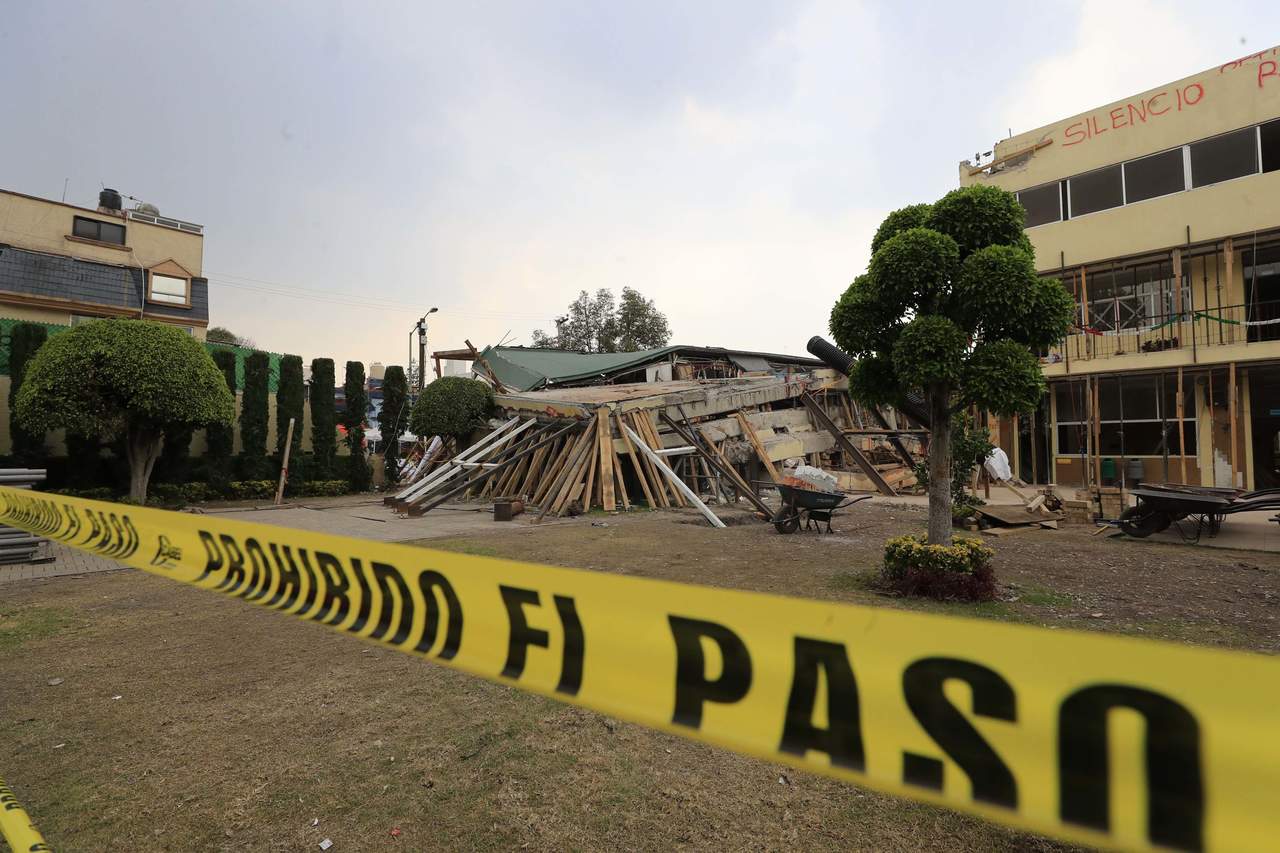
[984,447,1012,482]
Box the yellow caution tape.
[1,775,51,852]
[1,485,1278,853]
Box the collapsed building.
[389,343,924,520]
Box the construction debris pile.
[386,370,924,524]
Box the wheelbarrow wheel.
[773,506,801,534]
[1118,505,1164,538]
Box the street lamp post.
[410,307,439,391]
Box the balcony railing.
[1044,299,1280,365]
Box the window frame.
[1054,376,1196,457]
[70,215,127,247]
[1188,125,1260,189]
[147,271,191,307]
[1016,181,1063,228]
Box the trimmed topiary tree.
[15,320,234,501]
[310,358,337,478]
[831,184,1072,545]
[380,365,410,486]
[240,351,271,478]
[410,376,495,443]
[276,354,304,459]
[8,323,49,463]
[342,361,371,491]
[207,349,238,472]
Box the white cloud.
[993,0,1244,138]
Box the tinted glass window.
[72,216,98,239]
[1123,148,1184,203]
[1261,119,1280,173]
[1190,127,1258,187]
[72,216,125,244]
[99,221,125,244]
[1018,182,1061,227]
[1069,164,1123,217]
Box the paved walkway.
[0,541,123,584]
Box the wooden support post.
[1092,376,1102,488]
[1229,361,1238,488]
[1225,238,1235,339]
[1177,367,1187,484]
[1080,266,1090,357]
[628,413,670,507]
[612,448,631,509]
[596,409,616,512]
[581,438,598,513]
[736,411,780,483]
[616,412,656,508]
[274,417,296,505]
[639,413,685,506]
[624,425,725,528]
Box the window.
[1017,182,1062,227]
[70,314,106,326]
[1068,164,1123,217]
[1055,375,1196,457]
[1123,148,1185,203]
[71,216,126,245]
[149,273,189,305]
[1190,127,1258,188]
[1261,119,1280,173]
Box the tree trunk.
[927,386,953,546]
[125,425,165,503]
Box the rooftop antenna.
[61,178,68,203]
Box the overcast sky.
[0,1,1269,368]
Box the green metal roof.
[478,345,821,392]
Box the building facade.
[962,46,1280,490]
[0,188,209,337]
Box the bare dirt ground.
[2,502,1278,851]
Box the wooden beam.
[624,424,725,528]
[616,411,656,508]
[660,411,772,518]
[612,447,631,509]
[1229,361,1239,488]
[628,412,670,508]
[1091,376,1102,489]
[1177,366,1187,484]
[800,393,895,496]
[1172,248,1183,318]
[736,410,780,483]
[595,409,616,512]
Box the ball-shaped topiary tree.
[410,376,495,443]
[8,322,50,464]
[15,320,235,501]
[830,184,1073,545]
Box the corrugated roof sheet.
[477,345,822,392]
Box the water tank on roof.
[98,188,122,211]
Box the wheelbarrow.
[771,482,872,534]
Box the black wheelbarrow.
[771,482,872,534]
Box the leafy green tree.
[615,286,671,350]
[240,351,271,476]
[410,376,494,442]
[830,185,1072,544]
[276,355,305,460]
[530,287,670,352]
[342,361,371,491]
[380,365,410,486]
[15,320,234,501]
[8,323,49,463]
[310,358,337,477]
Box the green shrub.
[410,376,494,441]
[380,366,410,486]
[881,534,996,601]
[298,479,350,497]
[239,351,271,477]
[227,480,277,500]
[8,322,49,463]
[277,354,305,457]
[49,486,115,501]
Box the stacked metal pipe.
[0,468,53,564]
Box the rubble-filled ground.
[3,502,1276,851]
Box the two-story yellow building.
[963,46,1280,491]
